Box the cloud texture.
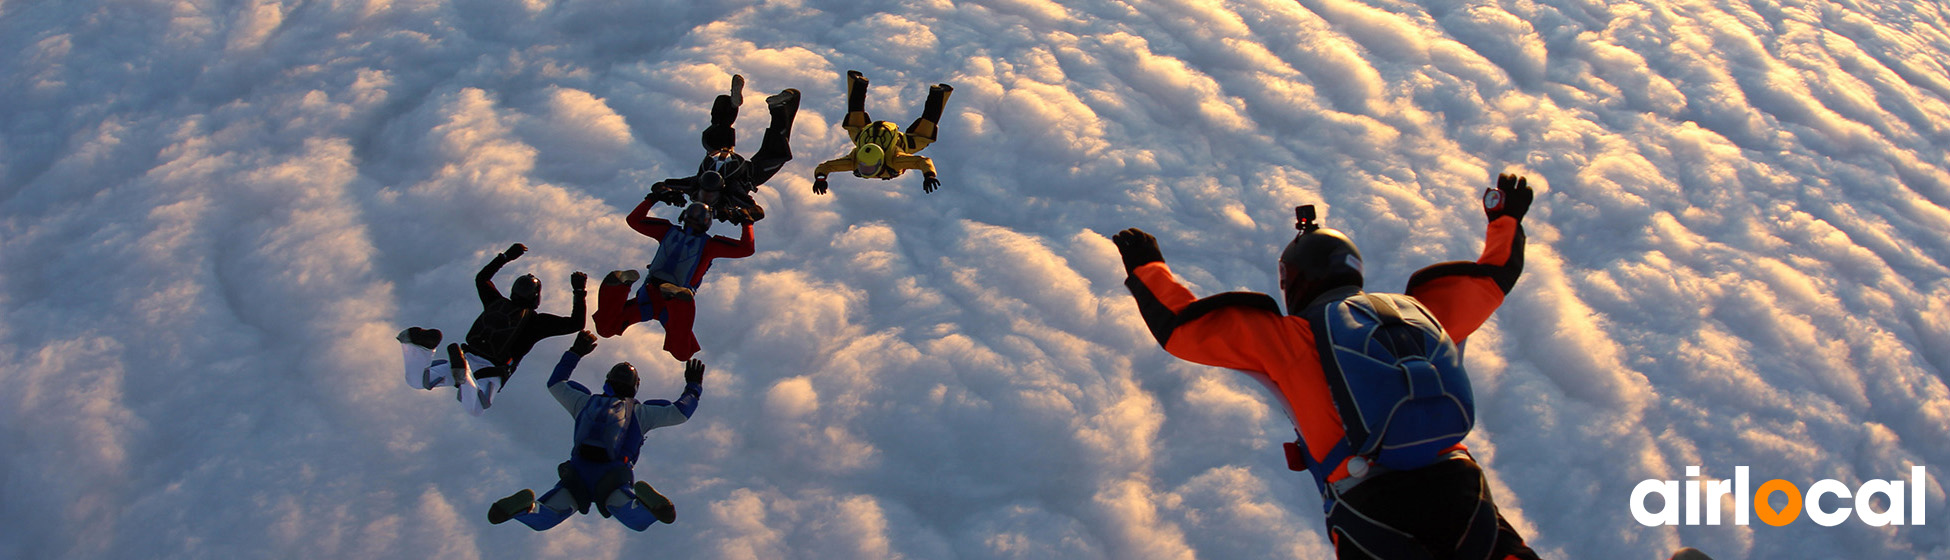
[3,0,1950,558]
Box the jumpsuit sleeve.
[1403,216,1526,343]
[547,351,593,415]
[814,156,856,177]
[662,174,697,189]
[888,154,936,177]
[626,198,674,240]
[476,253,511,306]
[711,223,756,260]
[635,383,702,432]
[529,291,588,338]
[1124,262,1301,372]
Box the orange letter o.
[1755,479,1802,526]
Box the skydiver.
[488,331,703,532]
[590,194,752,361]
[396,243,587,415]
[810,70,952,195]
[1115,175,1541,559]
[655,74,801,224]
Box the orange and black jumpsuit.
[1125,216,1540,560]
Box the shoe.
[634,481,676,524]
[932,83,953,95]
[767,88,800,127]
[604,269,641,287]
[488,489,536,525]
[729,74,745,106]
[446,343,468,391]
[396,327,441,349]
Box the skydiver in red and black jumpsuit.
[1116,174,1542,560]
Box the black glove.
[570,330,597,356]
[812,176,829,195]
[1485,173,1533,222]
[503,243,527,261]
[647,182,668,202]
[570,271,588,291]
[684,359,705,385]
[1111,228,1164,274]
[922,173,941,194]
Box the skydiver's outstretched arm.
[636,359,704,431]
[1404,173,1533,343]
[708,222,755,260]
[477,243,526,305]
[537,271,588,335]
[547,332,599,414]
[1114,229,1298,372]
[626,197,675,241]
[813,156,857,177]
[888,154,936,177]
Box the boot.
[845,70,868,113]
[446,343,468,392]
[728,74,745,107]
[488,489,536,525]
[766,88,800,130]
[922,83,953,123]
[603,269,641,287]
[396,327,442,350]
[634,481,677,524]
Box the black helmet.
[681,202,712,233]
[605,362,639,398]
[699,170,725,192]
[511,274,541,309]
[1278,205,1363,313]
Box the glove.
[502,243,527,261]
[922,173,941,194]
[728,207,753,224]
[684,359,706,385]
[570,330,598,356]
[812,176,829,195]
[570,271,588,291]
[1111,228,1164,274]
[647,182,668,201]
[1484,173,1533,222]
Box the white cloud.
[7,0,1950,558]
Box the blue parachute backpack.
[573,395,644,464]
[645,228,710,290]
[1309,292,1474,473]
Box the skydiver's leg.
[656,284,700,361]
[595,270,643,338]
[700,75,744,152]
[846,70,868,113]
[904,83,953,153]
[639,282,699,360]
[510,486,578,531]
[1327,456,1539,560]
[745,89,800,186]
[841,70,872,141]
[397,328,449,390]
[607,480,675,531]
[454,348,498,416]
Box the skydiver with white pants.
[397,243,587,415]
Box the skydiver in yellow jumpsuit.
[811,70,952,195]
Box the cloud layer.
[3,0,1950,558]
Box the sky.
[3,0,1950,558]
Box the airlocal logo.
[1632,466,1927,527]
